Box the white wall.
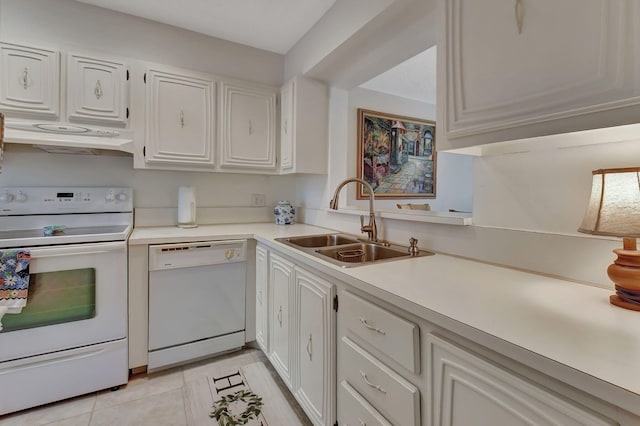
[1,146,296,212]
[0,0,296,222]
[296,87,473,212]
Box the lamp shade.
[578,167,640,237]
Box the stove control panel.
[0,187,133,215]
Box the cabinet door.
[278,76,328,174]
[145,67,215,166]
[67,53,128,126]
[255,245,269,353]
[268,252,294,388]
[219,81,276,170]
[0,42,59,118]
[439,0,640,150]
[279,80,294,171]
[295,267,335,426]
[428,334,616,426]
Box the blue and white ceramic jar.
[274,200,295,225]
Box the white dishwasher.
[148,240,247,371]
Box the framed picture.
[357,108,436,199]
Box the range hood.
[3,119,134,154]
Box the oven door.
[0,241,127,362]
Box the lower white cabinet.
[294,267,335,426]
[268,251,295,388]
[257,244,336,425]
[337,290,421,426]
[339,380,392,426]
[257,245,629,426]
[427,334,616,426]
[255,244,269,353]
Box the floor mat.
[184,360,302,426]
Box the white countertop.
[130,222,640,413]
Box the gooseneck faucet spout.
[329,177,378,242]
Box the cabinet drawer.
[339,380,392,426]
[341,336,420,426]
[342,291,420,373]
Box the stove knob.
[116,192,128,201]
[105,192,115,202]
[0,192,15,202]
[16,192,28,202]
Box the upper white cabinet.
[219,81,276,170]
[67,52,128,126]
[0,42,59,119]
[437,0,640,152]
[279,76,328,174]
[144,65,215,166]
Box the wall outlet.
[251,193,266,207]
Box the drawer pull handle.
[306,333,313,360]
[257,289,262,305]
[360,370,386,394]
[359,317,386,335]
[277,306,283,326]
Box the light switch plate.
[251,193,266,207]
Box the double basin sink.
[275,233,433,267]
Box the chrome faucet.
[329,177,378,242]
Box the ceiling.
[359,46,436,105]
[74,0,436,104]
[74,0,337,54]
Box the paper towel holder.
[178,185,198,228]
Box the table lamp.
[578,167,640,310]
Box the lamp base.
[610,294,640,311]
[608,238,640,311]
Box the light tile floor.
[0,348,311,426]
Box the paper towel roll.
[178,186,197,228]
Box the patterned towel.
[0,249,31,313]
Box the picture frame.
[357,108,436,199]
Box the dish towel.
[0,249,31,314]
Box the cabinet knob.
[94,80,103,99]
[21,67,32,90]
[0,192,15,203]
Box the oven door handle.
[27,241,126,258]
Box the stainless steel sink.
[317,243,413,263]
[275,234,434,267]
[281,233,359,248]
